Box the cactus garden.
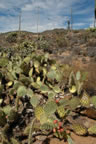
[0,30,96,144]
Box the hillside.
[0,29,96,94]
[0,29,96,144]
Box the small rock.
[36,135,47,141]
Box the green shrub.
[6,32,18,43]
[56,36,68,47]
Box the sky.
[0,0,95,33]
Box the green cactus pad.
[34,60,40,68]
[40,122,54,131]
[31,82,40,89]
[57,105,66,118]
[8,109,18,122]
[29,68,33,77]
[80,91,90,107]
[72,123,87,136]
[88,125,96,135]
[39,85,49,93]
[76,71,81,81]
[90,96,96,108]
[30,95,39,107]
[48,91,56,100]
[53,85,61,93]
[69,85,77,94]
[2,105,12,115]
[0,109,6,126]
[68,97,80,110]
[35,106,44,120]
[77,81,83,95]
[44,100,57,116]
[47,69,57,80]
[17,85,27,97]
[0,58,9,67]
[40,113,48,124]
[27,88,33,97]
[11,138,20,144]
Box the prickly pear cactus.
[6,81,13,87]
[30,95,39,108]
[88,125,96,135]
[69,85,77,94]
[35,106,44,120]
[17,85,27,97]
[44,100,57,116]
[80,91,90,107]
[72,123,87,136]
[90,96,96,108]
[8,109,18,122]
[40,113,48,124]
[48,91,56,100]
[40,122,54,131]
[53,85,61,93]
[57,105,66,118]
[68,71,84,95]
[11,138,20,144]
[68,97,80,110]
[0,109,6,126]
[39,84,49,93]
[76,71,81,81]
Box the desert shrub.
[6,32,18,43]
[87,27,96,32]
[89,32,96,38]
[73,30,80,33]
[56,36,68,47]
[87,39,96,47]
[38,40,49,50]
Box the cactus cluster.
[0,45,95,144]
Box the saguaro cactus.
[67,20,70,30]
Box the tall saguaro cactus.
[71,8,73,30]
[19,12,21,33]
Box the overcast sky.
[0,0,95,32]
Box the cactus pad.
[44,100,57,116]
[72,123,87,136]
[0,109,6,126]
[80,91,90,107]
[88,125,96,135]
[90,96,96,108]
[30,95,39,107]
[69,85,77,94]
[17,86,27,97]
[35,106,44,120]
[40,122,54,131]
[57,105,66,118]
[68,97,80,110]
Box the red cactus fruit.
[53,120,58,124]
[53,128,56,133]
[58,122,62,127]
